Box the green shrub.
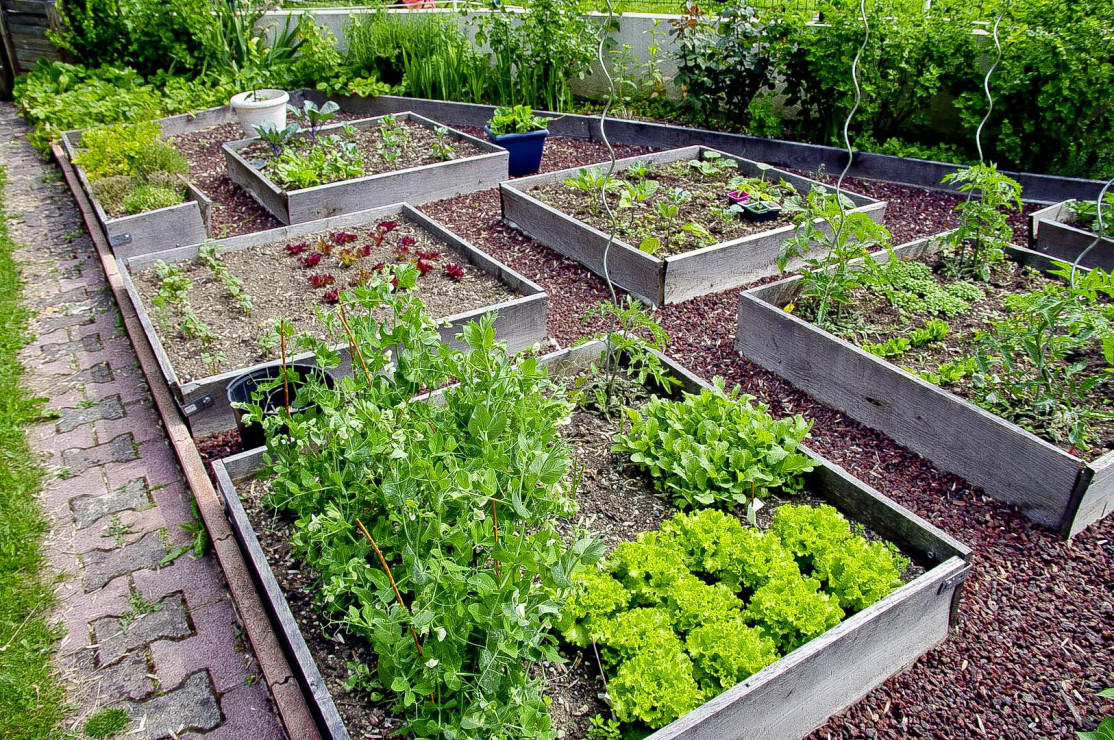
[74,121,165,180]
[90,175,135,215]
[121,183,185,215]
[613,378,815,509]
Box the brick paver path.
[1,104,287,739]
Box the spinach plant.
[613,377,815,510]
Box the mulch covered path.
[192,126,1111,739]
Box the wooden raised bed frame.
[500,146,887,306]
[60,128,212,261]
[1028,200,1114,271]
[736,238,1114,538]
[223,112,509,225]
[119,203,548,438]
[212,340,971,740]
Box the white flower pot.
[229,89,290,137]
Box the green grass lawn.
[0,167,66,739]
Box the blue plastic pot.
[484,126,550,177]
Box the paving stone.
[38,311,95,334]
[83,530,166,592]
[124,671,222,740]
[40,332,102,361]
[57,395,125,433]
[35,285,86,309]
[71,478,152,529]
[92,592,191,667]
[62,433,139,476]
[93,648,156,701]
[69,362,114,385]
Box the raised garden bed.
[119,203,547,438]
[222,112,508,225]
[499,146,886,306]
[61,128,212,260]
[1029,199,1114,270]
[736,238,1114,537]
[212,339,970,740]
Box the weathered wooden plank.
[736,236,1104,535]
[650,558,967,740]
[1069,453,1114,538]
[1029,201,1114,271]
[213,338,969,740]
[213,456,351,740]
[501,184,664,305]
[223,112,509,226]
[121,203,548,437]
[502,145,885,306]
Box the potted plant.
[230,71,290,136]
[484,105,551,177]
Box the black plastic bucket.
[226,362,335,450]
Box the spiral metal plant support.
[596,0,623,381]
[976,12,1004,165]
[1070,176,1114,286]
[828,0,870,262]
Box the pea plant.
[242,266,605,740]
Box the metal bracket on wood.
[938,566,971,595]
[108,232,132,247]
[178,394,214,418]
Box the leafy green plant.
[966,263,1114,451]
[253,122,300,157]
[289,100,340,145]
[1069,193,1114,234]
[269,140,364,190]
[940,164,1023,280]
[487,105,549,135]
[585,714,621,740]
[247,267,604,740]
[561,507,905,729]
[688,150,738,178]
[160,499,209,566]
[430,126,456,162]
[1079,689,1114,740]
[863,259,984,318]
[198,242,253,315]
[614,377,814,510]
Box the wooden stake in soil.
[338,301,374,385]
[355,517,423,656]
[279,319,290,416]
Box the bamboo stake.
[279,320,290,416]
[337,301,374,385]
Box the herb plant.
[486,105,549,135]
[75,121,189,217]
[613,378,815,510]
